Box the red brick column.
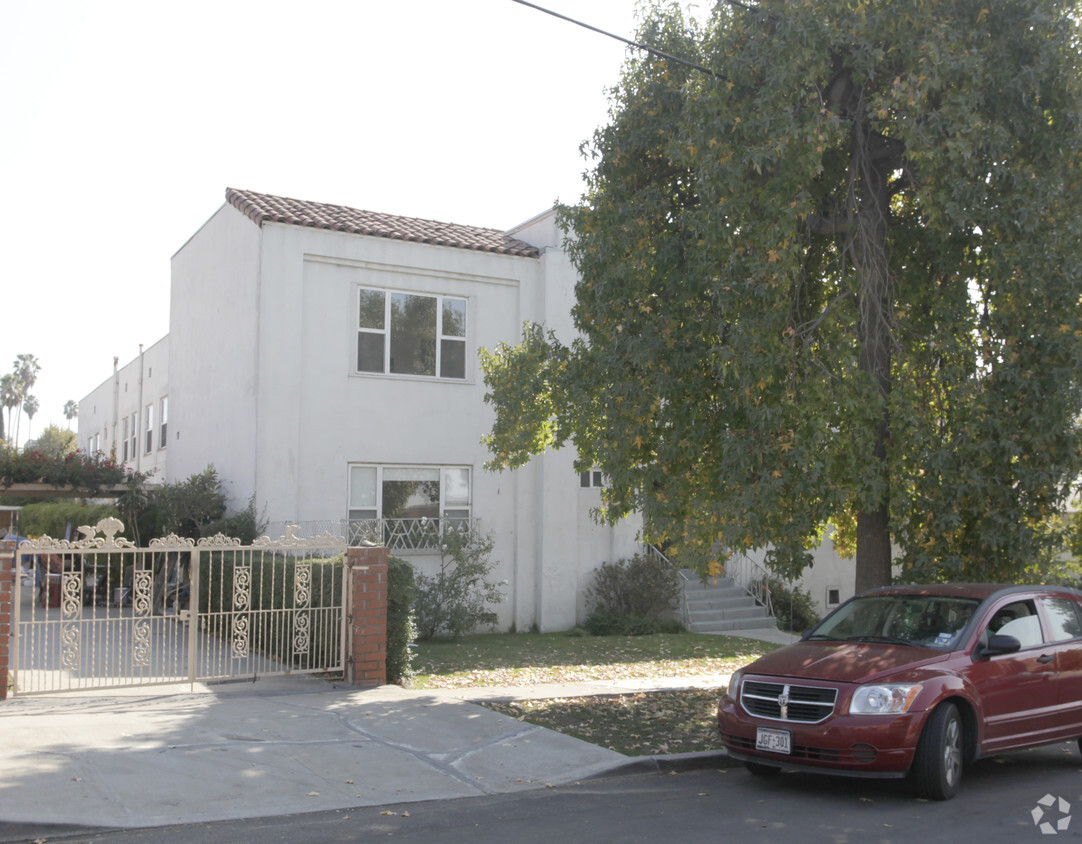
[347,545,389,688]
[0,540,15,701]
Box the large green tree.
[482,0,1082,589]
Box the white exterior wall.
[78,337,169,484]
[168,204,262,499]
[153,202,642,631]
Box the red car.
[717,583,1082,799]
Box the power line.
[508,0,723,79]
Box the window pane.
[443,468,470,507]
[390,293,436,376]
[440,338,465,379]
[1043,598,1082,642]
[357,332,385,373]
[349,466,377,508]
[358,289,385,329]
[383,468,440,520]
[443,297,466,337]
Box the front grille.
[720,732,843,763]
[741,680,837,724]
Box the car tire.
[911,702,964,800]
[745,761,782,777]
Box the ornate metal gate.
[12,518,348,695]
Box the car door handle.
[1038,654,1055,664]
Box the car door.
[968,598,1061,753]
[1038,595,1082,738]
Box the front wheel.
[911,702,964,800]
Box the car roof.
[855,583,1082,602]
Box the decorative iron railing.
[265,518,478,552]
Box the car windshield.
[807,594,981,649]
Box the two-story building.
[79,188,642,632]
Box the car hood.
[745,641,948,684]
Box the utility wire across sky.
[508,0,725,79]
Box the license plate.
[755,727,791,755]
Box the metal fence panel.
[13,519,348,696]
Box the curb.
[587,749,744,780]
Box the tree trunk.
[850,97,895,591]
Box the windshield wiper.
[847,635,914,646]
[803,633,842,642]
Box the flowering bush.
[0,447,131,494]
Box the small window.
[144,404,154,455]
[579,470,606,488]
[129,412,138,460]
[1042,597,1082,642]
[159,396,168,450]
[121,417,129,462]
[827,588,841,606]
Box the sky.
[1,0,702,447]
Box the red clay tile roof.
[226,188,540,258]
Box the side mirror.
[980,633,1022,657]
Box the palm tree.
[12,354,40,444]
[23,395,39,442]
[0,374,19,446]
[63,399,78,426]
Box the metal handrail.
[724,550,775,618]
[644,544,689,626]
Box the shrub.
[586,553,681,615]
[202,495,267,544]
[583,552,683,636]
[583,609,684,636]
[413,527,504,640]
[18,499,119,539]
[759,576,820,633]
[386,557,418,685]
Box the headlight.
[849,683,923,715]
[726,669,744,700]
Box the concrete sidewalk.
[0,629,795,836]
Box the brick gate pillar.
[347,545,389,688]
[0,539,15,701]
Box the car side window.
[1041,597,1082,643]
[987,600,1044,649]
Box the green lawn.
[412,631,778,756]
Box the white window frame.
[354,286,468,380]
[579,469,607,489]
[144,404,154,455]
[129,412,137,461]
[159,396,168,450]
[121,416,129,462]
[347,464,472,549]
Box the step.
[689,616,779,633]
[685,595,761,611]
[688,605,768,622]
[679,569,777,634]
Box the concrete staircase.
[681,571,778,634]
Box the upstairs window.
[356,287,467,379]
[144,404,154,455]
[159,396,168,449]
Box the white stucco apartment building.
[79,188,642,632]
